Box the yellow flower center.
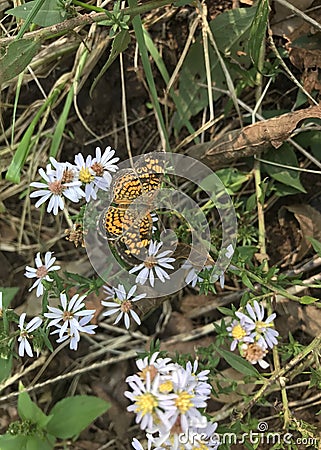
[175,391,193,414]
[79,167,94,184]
[256,320,272,332]
[135,392,158,415]
[232,324,247,340]
[159,380,173,394]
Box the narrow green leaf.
[6,0,66,27]
[241,273,254,290]
[0,39,40,83]
[215,347,260,377]
[6,89,60,183]
[0,287,19,307]
[50,84,74,157]
[300,295,319,305]
[248,0,270,66]
[47,396,110,439]
[90,30,130,96]
[0,354,13,382]
[309,237,321,257]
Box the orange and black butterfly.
[104,154,164,259]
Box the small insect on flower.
[24,252,61,297]
[129,241,175,288]
[101,284,146,329]
[18,313,42,357]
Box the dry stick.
[200,3,214,121]
[273,0,321,32]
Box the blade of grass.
[128,0,170,151]
[49,84,74,157]
[11,72,24,146]
[15,0,47,39]
[143,29,198,141]
[6,87,62,183]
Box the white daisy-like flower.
[129,241,175,288]
[44,292,96,338]
[74,153,109,202]
[236,300,279,349]
[50,315,97,350]
[134,352,177,377]
[30,162,83,215]
[182,260,212,288]
[24,252,61,297]
[91,146,119,185]
[48,157,85,202]
[18,313,42,357]
[226,318,253,351]
[101,284,145,329]
[125,372,173,432]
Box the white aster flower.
[51,315,97,350]
[24,252,61,297]
[101,284,145,329]
[18,313,42,357]
[134,352,177,377]
[30,161,83,215]
[74,153,109,202]
[129,241,175,287]
[182,260,213,288]
[236,300,279,349]
[226,318,253,351]
[44,292,96,339]
[125,372,173,432]
[91,146,119,185]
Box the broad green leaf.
[174,6,256,133]
[0,39,40,83]
[0,434,28,449]
[300,295,318,305]
[309,237,321,257]
[6,0,67,27]
[90,30,130,96]
[47,396,110,439]
[0,287,19,307]
[26,434,55,450]
[18,391,51,428]
[295,130,321,161]
[262,143,306,194]
[248,0,270,66]
[215,347,260,377]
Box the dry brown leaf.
[187,105,321,169]
[284,204,321,262]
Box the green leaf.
[47,396,110,439]
[174,6,256,133]
[248,0,270,66]
[6,0,66,27]
[300,295,318,305]
[90,30,130,96]
[0,39,40,83]
[241,273,254,290]
[262,143,307,194]
[0,354,13,382]
[0,434,28,450]
[0,287,19,307]
[18,390,50,428]
[49,84,74,157]
[215,346,260,377]
[309,237,321,257]
[26,434,55,450]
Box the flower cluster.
[125,352,219,450]
[227,300,279,369]
[30,146,119,214]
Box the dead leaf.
[187,105,321,169]
[284,204,321,262]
